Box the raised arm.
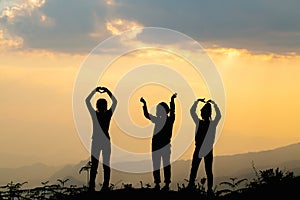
[85,88,98,114]
[99,87,117,113]
[208,100,221,123]
[140,97,156,122]
[169,93,177,119]
[190,98,205,123]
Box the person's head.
[156,102,169,117]
[201,102,212,120]
[96,98,107,112]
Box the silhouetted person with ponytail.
[85,86,117,192]
[187,98,221,195]
[140,93,177,191]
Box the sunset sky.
[1,0,300,169]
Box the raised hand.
[95,87,101,93]
[96,86,108,93]
[140,97,146,104]
[207,99,215,104]
[171,93,177,99]
[197,98,206,103]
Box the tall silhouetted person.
[187,98,221,195]
[85,86,117,192]
[140,93,177,191]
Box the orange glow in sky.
[1,47,300,167]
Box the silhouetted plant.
[41,181,49,186]
[38,180,50,199]
[177,178,207,194]
[97,182,115,191]
[109,183,116,190]
[261,168,294,184]
[198,177,207,191]
[122,183,133,190]
[0,181,28,200]
[79,161,92,187]
[0,167,298,199]
[139,181,143,189]
[139,181,151,189]
[217,177,248,196]
[177,179,189,191]
[248,166,295,189]
[67,185,79,196]
[57,178,70,188]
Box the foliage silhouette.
[216,177,248,196]
[0,166,299,199]
[79,161,92,187]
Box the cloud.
[0,0,110,53]
[0,0,46,22]
[1,0,299,54]
[0,0,46,50]
[105,0,300,54]
[0,29,23,49]
[106,18,143,36]
[105,0,117,6]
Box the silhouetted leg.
[89,141,100,191]
[89,156,98,191]
[204,150,213,192]
[162,144,171,189]
[101,164,110,190]
[152,150,161,188]
[101,142,111,190]
[188,145,202,187]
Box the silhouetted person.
[85,86,117,192]
[140,93,177,191]
[187,98,221,195]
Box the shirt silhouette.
[140,93,177,191]
[85,86,117,192]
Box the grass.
[1,167,299,200]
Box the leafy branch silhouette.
[79,161,92,187]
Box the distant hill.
[0,163,61,188]
[214,142,300,177]
[1,142,299,190]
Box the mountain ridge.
[1,142,299,190]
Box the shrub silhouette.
[249,162,295,189]
[79,161,92,187]
[216,177,248,196]
[0,166,299,199]
[0,181,28,200]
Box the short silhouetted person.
[140,93,177,191]
[188,98,221,194]
[85,86,117,192]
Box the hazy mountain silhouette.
[214,142,300,177]
[1,142,299,190]
[0,163,61,188]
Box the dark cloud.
[1,0,299,54]
[112,0,300,54]
[1,0,111,53]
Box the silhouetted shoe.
[207,189,214,198]
[87,186,95,193]
[186,183,196,191]
[100,185,109,192]
[161,185,169,191]
[153,184,160,191]
[88,181,96,193]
